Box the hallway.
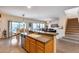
[0,36,26,53]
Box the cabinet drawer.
[36,41,45,48]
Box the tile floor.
[1,35,79,53]
[56,39,79,53]
[0,36,26,53]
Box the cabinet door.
[45,40,54,53]
[36,45,44,53]
[28,38,36,53]
[30,42,36,53]
[36,41,45,48]
[25,37,30,52]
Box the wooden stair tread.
[63,36,79,41]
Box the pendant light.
[22,14,25,33]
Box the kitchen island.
[23,31,57,53]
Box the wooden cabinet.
[30,42,36,53]
[25,37,30,52]
[36,41,45,48]
[36,45,44,53]
[29,38,36,52]
[45,39,54,52]
[23,35,54,53]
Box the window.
[39,23,45,29]
[32,23,45,31]
[32,23,40,31]
[20,22,26,29]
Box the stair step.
[66,28,79,29]
[66,31,79,33]
[61,38,79,44]
[67,26,79,27]
[66,33,79,35]
[63,36,79,41]
[66,35,79,38]
[66,30,79,32]
[66,32,79,35]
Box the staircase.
[66,18,79,33]
[62,18,79,44]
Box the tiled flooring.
[0,36,26,53]
[56,39,79,53]
[1,36,79,53]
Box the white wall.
[57,16,67,39]
[65,7,79,18]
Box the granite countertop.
[29,30,57,36]
[27,33,53,43]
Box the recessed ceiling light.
[27,6,31,9]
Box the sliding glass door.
[12,22,20,35]
[8,21,27,37]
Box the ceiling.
[0,6,77,21]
